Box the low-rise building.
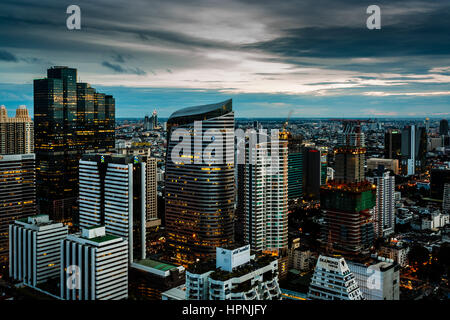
[9,215,68,287]
[307,255,364,300]
[185,245,281,300]
[347,256,400,300]
[60,226,128,300]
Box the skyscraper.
[0,154,37,268]
[0,105,34,155]
[287,134,303,200]
[79,153,156,263]
[440,119,449,136]
[165,100,234,265]
[243,140,288,253]
[303,147,321,200]
[401,125,427,176]
[321,121,375,255]
[384,129,402,160]
[372,170,395,238]
[34,66,115,223]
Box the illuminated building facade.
[79,153,156,263]
[308,255,364,300]
[60,226,128,300]
[372,171,395,238]
[165,100,234,265]
[244,140,288,253]
[287,134,303,200]
[9,214,68,287]
[0,154,36,268]
[34,66,115,223]
[0,105,34,155]
[322,121,375,255]
[186,245,281,300]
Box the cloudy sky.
[1,0,449,118]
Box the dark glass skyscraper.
[440,119,449,136]
[34,66,115,224]
[165,99,234,266]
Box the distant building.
[367,158,399,175]
[0,105,33,154]
[60,226,128,300]
[347,256,400,300]
[372,171,395,238]
[9,215,68,287]
[384,129,401,160]
[439,119,449,136]
[379,243,410,267]
[185,245,281,300]
[307,255,364,300]
[430,168,450,200]
[401,125,426,176]
[444,183,450,213]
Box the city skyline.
[1,0,450,118]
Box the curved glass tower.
[165,99,234,265]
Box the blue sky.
[0,0,449,118]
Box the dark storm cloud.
[0,50,18,62]
[101,61,147,75]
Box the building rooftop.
[134,259,178,272]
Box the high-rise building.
[165,100,234,265]
[401,125,427,176]
[322,121,375,255]
[186,245,281,300]
[430,168,450,200]
[307,255,364,300]
[34,66,115,223]
[243,139,288,253]
[347,256,400,300]
[0,105,34,155]
[320,147,328,186]
[303,147,321,199]
[384,129,402,160]
[287,134,303,200]
[0,154,36,267]
[60,226,128,300]
[440,119,449,136]
[79,153,157,263]
[9,215,68,287]
[372,170,395,238]
[444,183,450,214]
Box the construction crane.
[280,110,294,140]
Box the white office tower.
[244,140,288,253]
[308,255,364,300]
[9,215,68,287]
[60,226,128,300]
[443,183,450,213]
[185,245,281,300]
[373,171,395,238]
[347,257,400,300]
[79,154,155,263]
